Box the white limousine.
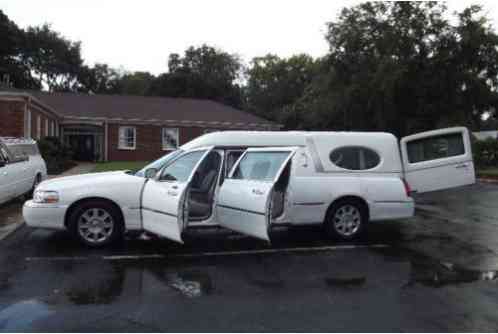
[23,128,475,247]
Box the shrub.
[472,137,498,168]
[37,137,74,174]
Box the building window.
[55,121,59,137]
[45,119,49,137]
[36,116,41,139]
[118,126,136,150]
[162,128,179,150]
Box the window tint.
[225,151,244,177]
[329,146,380,170]
[7,144,38,157]
[159,150,206,182]
[232,151,290,181]
[5,145,28,162]
[407,133,465,163]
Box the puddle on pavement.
[0,299,53,331]
[378,247,498,288]
[165,271,214,298]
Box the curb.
[0,222,25,241]
[478,178,498,184]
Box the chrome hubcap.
[78,208,114,244]
[333,205,361,236]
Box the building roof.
[0,90,279,130]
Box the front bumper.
[23,200,68,230]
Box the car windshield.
[134,150,184,177]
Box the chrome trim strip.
[293,202,325,206]
[217,204,265,216]
[142,206,177,218]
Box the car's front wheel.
[68,200,124,247]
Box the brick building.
[0,90,279,161]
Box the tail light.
[402,178,412,197]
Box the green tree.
[245,54,316,123]
[78,63,122,94]
[148,45,244,107]
[118,71,155,96]
[279,2,498,135]
[0,10,38,89]
[22,24,84,92]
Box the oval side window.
[329,146,380,170]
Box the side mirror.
[144,168,158,179]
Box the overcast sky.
[1,0,497,75]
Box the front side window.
[162,128,179,150]
[135,150,184,177]
[231,151,290,181]
[159,150,206,182]
[118,126,136,150]
[329,146,381,170]
[407,133,465,163]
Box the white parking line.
[25,244,390,262]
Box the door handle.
[252,189,264,195]
[455,164,468,169]
[167,190,178,196]
[171,185,178,190]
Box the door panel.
[217,179,274,241]
[141,148,213,243]
[142,180,188,243]
[400,127,475,193]
[217,147,297,241]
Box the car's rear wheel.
[324,199,368,240]
[68,200,124,247]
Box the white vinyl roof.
[181,130,397,150]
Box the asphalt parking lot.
[1,183,498,332]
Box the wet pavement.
[1,183,498,331]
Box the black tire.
[68,200,124,248]
[324,199,368,240]
[28,173,42,199]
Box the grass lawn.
[477,168,498,178]
[92,161,149,173]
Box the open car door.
[216,147,297,241]
[141,147,214,243]
[400,127,475,193]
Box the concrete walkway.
[48,162,96,179]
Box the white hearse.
[0,137,47,205]
[23,127,475,247]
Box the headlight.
[33,190,60,204]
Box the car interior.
[270,160,290,219]
[188,150,222,220]
[186,148,290,221]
